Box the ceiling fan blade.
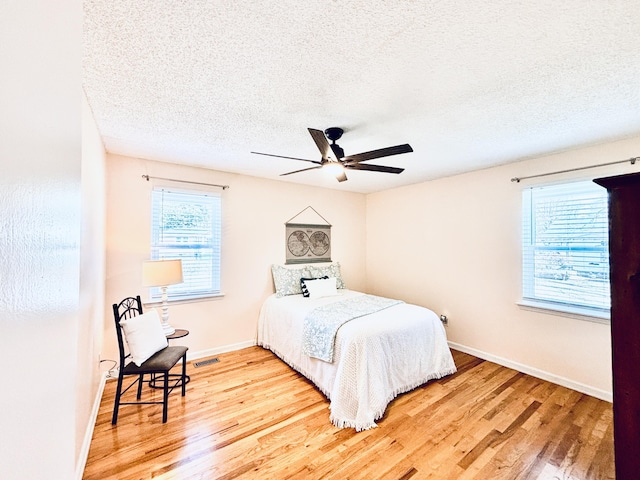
[308,128,338,162]
[345,163,404,174]
[280,166,323,176]
[342,144,413,164]
[251,151,322,166]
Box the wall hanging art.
[284,206,331,264]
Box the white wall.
[0,1,92,479]
[104,155,367,361]
[77,94,107,474]
[366,135,640,400]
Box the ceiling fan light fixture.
[323,161,344,177]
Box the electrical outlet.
[440,314,448,325]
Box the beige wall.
[77,94,107,473]
[104,155,367,361]
[366,135,640,400]
[104,136,640,403]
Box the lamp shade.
[142,259,183,287]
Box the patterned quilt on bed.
[302,294,403,362]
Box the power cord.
[100,359,119,379]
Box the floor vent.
[193,357,220,368]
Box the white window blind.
[522,180,610,314]
[150,187,221,300]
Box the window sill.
[517,299,610,324]
[143,292,225,308]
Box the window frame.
[148,185,222,303]
[519,179,610,323]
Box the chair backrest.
[112,296,144,366]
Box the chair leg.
[137,373,144,399]
[112,373,124,425]
[162,372,169,423]
[181,354,187,396]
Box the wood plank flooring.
[83,348,614,479]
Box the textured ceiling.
[83,1,640,193]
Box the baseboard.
[448,341,612,403]
[188,339,257,361]
[76,371,108,480]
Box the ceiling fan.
[251,127,413,182]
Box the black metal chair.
[112,296,188,424]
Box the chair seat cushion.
[122,346,188,374]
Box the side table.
[167,328,189,341]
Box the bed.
[257,263,457,431]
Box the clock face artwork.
[285,224,331,264]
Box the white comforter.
[257,290,457,431]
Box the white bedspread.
[257,290,457,431]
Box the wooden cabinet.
[594,172,640,479]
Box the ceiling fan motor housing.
[330,144,345,160]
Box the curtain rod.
[510,156,638,183]
[142,174,229,190]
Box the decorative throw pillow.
[300,276,329,297]
[309,262,346,289]
[304,277,338,299]
[119,309,168,367]
[271,264,310,297]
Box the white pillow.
[304,277,338,299]
[119,309,168,366]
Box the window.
[150,187,221,301]
[522,180,610,317]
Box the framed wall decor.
[285,223,331,264]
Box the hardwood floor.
[83,348,614,480]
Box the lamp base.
[161,322,175,336]
[158,286,176,336]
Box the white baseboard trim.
[448,341,612,403]
[188,339,257,362]
[76,371,108,480]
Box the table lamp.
[142,259,183,335]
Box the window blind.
[522,180,610,312]
[150,187,221,300]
